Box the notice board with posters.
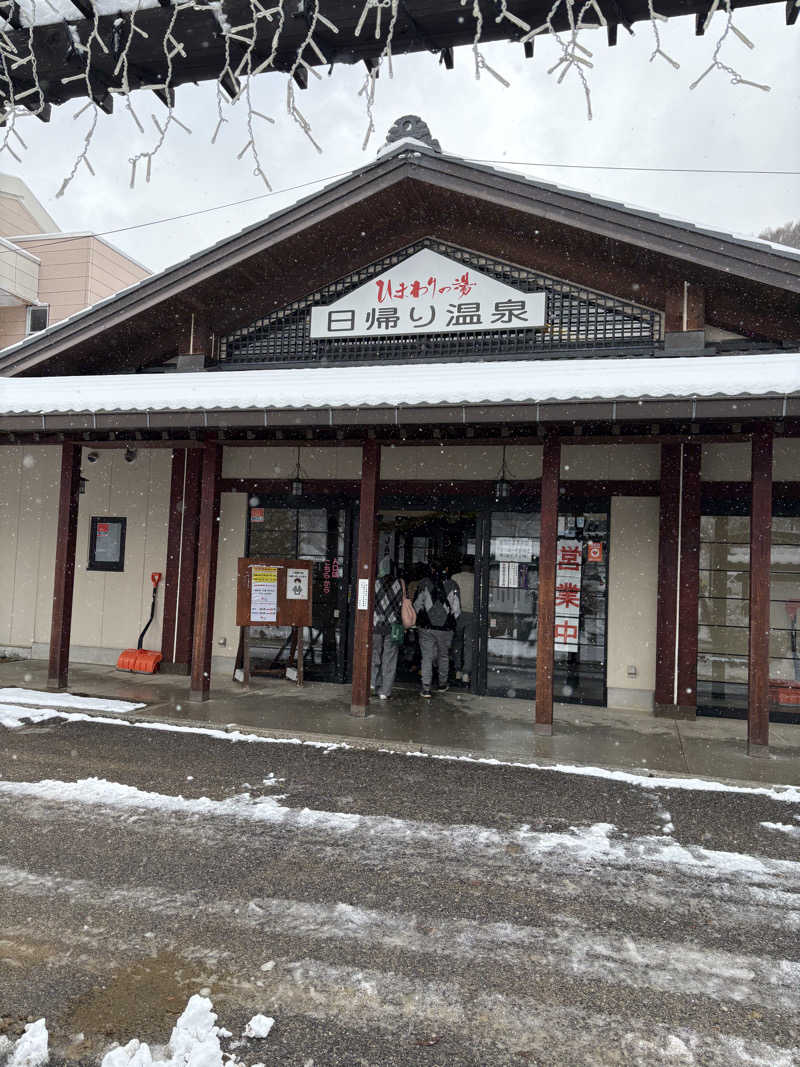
[236,558,313,687]
[236,558,313,628]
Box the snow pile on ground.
[0,688,144,714]
[3,776,799,886]
[761,821,800,838]
[0,705,59,731]
[6,1019,48,1067]
[243,1015,274,1040]
[100,994,268,1067]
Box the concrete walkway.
[1,659,799,789]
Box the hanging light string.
[0,1,777,195]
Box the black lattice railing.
[219,239,662,366]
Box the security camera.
[124,447,137,464]
[86,451,99,463]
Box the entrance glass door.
[247,504,351,681]
[483,509,608,704]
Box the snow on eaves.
[0,352,799,416]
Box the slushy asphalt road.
[1,715,799,1066]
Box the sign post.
[236,558,313,686]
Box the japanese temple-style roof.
[1,139,799,378]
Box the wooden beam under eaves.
[67,0,94,20]
[219,68,240,101]
[787,0,799,25]
[292,64,308,89]
[4,0,24,31]
[439,46,454,69]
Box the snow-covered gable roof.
[1,140,798,378]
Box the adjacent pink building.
[0,174,149,351]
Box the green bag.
[390,621,405,645]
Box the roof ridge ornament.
[382,115,442,154]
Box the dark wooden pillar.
[350,439,380,716]
[535,434,560,734]
[161,447,203,673]
[676,443,702,716]
[748,426,773,755]
[189,441,222,702]
[47,442,82,690]
[654,444,681,712]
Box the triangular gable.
[1,143,797,377]
[220,239,661,367]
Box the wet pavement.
[0,658,798,787]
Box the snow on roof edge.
[0,352,798,417]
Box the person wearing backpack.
[413,561,461,698]
[371,556,405,701]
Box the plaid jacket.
[374,576,404,632]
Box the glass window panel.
[486,508,608,706]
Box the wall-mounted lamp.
[124,447,137,464]
[292,445,303,497]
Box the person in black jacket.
[413,562,461,698]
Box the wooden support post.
[189,441,222,702]
[654,444,681,714]
[160,448,186,668]
[748,426,773,755]
[350,439,380,716]
[535,434,560,734]
[676,443,702,717]
[47,442,82,690]
[161,448,203,673]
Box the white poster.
[498,561,517,588]
[494,536,535,563]
[554,539,582,651]
[310,249,546,339]
[251,565,278,623]
[286,567,309,601]
[357,578,370,610]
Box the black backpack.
[427,580,451,629]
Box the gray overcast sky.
[5,6,799,273]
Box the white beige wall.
[64,448,172,661]
[212,494,248,663]
[0,446,171,662]
[223,446,362,480]
[0,446,60,654]
[223,442,660,483]
[606,496,660,711]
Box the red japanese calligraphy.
[555,582,580,609]
[554,619,579,643]
[557,545,582,571]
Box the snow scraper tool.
[117,572,164,673]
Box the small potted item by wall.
[117,572,164,673]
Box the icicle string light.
[357,0,397,150]
[689,0,770,92]
[0,1,775,192]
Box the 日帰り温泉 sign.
[309,249,546,340]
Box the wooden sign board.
[236,558,313,629]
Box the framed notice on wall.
[88,516,127,572]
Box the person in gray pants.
[371,557,404,700]
[413,563,461,698]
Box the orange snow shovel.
[117,572,164,673]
